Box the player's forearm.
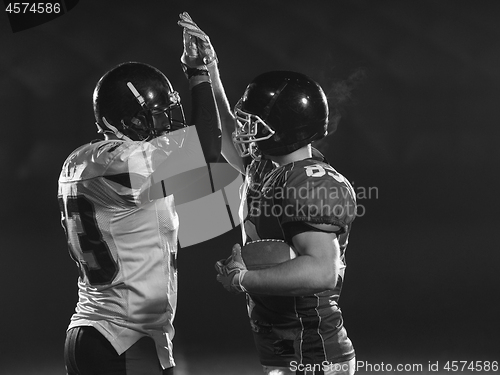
[206,62,234,126]
[241,255,339,296]
[207,62,245,172]
[189,79,222,163]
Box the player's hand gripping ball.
[215,244,248,294]
[215,240,297,293]
[241,239,297,270]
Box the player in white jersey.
[58,50,221,374]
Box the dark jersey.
[243,151,356,364]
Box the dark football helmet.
[93,62,186,141]
[233,71,328,158]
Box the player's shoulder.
[66,139,133,165]
[60,139,136,181]
[285,159,354,195]
[279,158,357,227]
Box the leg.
[64,326,169,375]
[125,336,171,375]
[65,326,125,375]
[64,327,80,375]
[251,322,296,371]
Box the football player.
[179,13,357,375]
[58,40,221,374]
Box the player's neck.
[268,145,312,166]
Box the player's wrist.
[188,74,211,88]
[236,269,248,293]
[229,269,247,293]
[181,63,209,78]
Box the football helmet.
[233,71,328,158]
[93,62,186,141]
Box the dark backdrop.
[1,1,499,374]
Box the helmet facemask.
[123,82,186,141]
[232,100,275,158]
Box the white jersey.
[58,128,205,368]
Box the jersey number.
[304,164,345,183]
[59,196,118,285]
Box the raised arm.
[207,62,246,173]
[179,23,222,164]
[178,11,246,173]
[135,25,226,204]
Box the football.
[241,239,297,270]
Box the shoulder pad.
[59,140,143,181]
[278,159,357,228]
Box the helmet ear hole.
[131,117,144,127]
[130,114,151,139]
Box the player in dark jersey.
[179,14,357,375]
[58,29,221,375]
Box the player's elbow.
[320,270,338,290]
[314,263,339,291]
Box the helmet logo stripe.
[126,82,147,109]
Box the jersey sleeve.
[279,161,357,234]
[189,81,222,163]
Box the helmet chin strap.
[101,117,134,142]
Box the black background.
[1,1,499,373]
